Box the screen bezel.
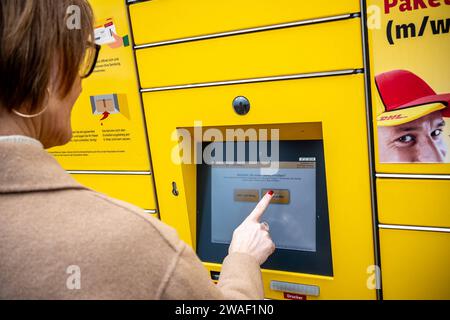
[196,140,333,276]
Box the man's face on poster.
[378,111,448,163]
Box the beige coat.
[0,140,264,299]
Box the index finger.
[246,190,274,222]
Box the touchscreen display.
[196,140,333,276]
[211,161,317,252]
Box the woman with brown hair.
[0,0,274,299]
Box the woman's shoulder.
[81,189,182,250]
[55,187,184,252]
[0,186,186,299]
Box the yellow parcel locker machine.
[131,0,376,300]
[141,76,376,300]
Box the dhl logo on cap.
[375,70,450,126]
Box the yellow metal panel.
[377,179,450,228]
[143,74,376,299]
[136,18,363,89]
[205,262,334,300]
[49,0,151,171]
[129,0,360,45]
[380,229,450,300]
[72,174,157,210]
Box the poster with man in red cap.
[376,70,450,162]
[368,0,450,163]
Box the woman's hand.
[228,191,276,265]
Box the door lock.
[172,181,179,196]
[232,96,250,115]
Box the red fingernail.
[268,190,274,196]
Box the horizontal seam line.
[140,69,364,92]
[376,173,450,180]
[379,224,450,232]
[133,12,360,49]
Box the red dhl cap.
[375,70,450,126]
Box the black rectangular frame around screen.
[196,140,333,276]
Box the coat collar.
[0,140,86,193]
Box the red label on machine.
[283,292,307,300]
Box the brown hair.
[0,0,94,113]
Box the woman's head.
[0,0,94,148]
